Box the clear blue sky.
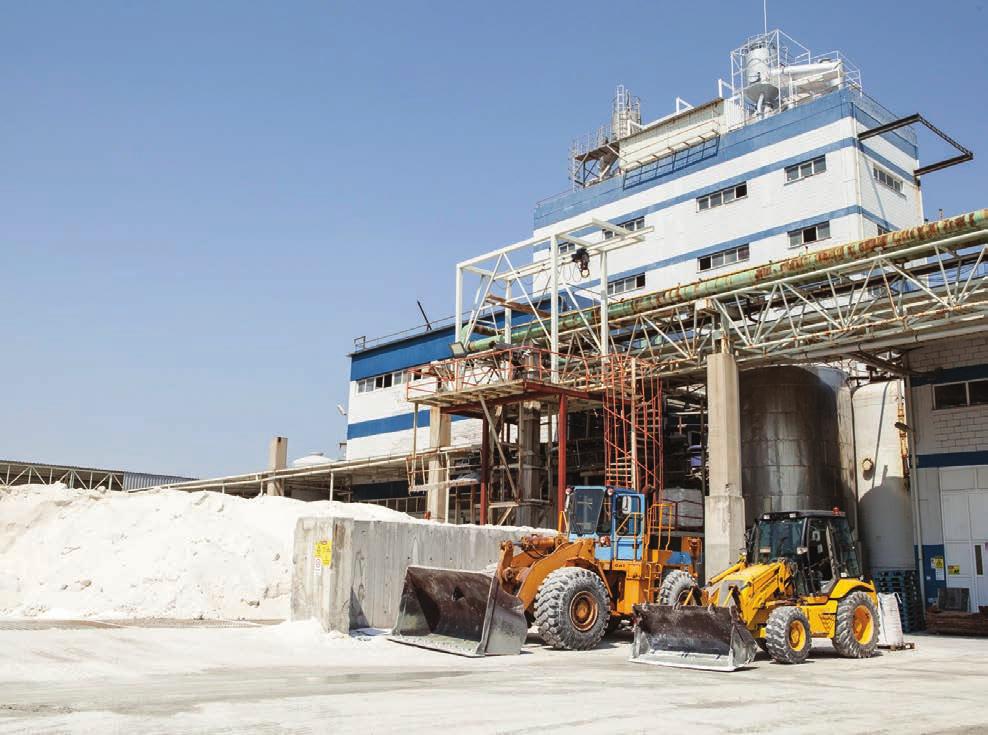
[3,1,985,478]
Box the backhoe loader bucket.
[631,604,758,671]
[389,565,528,657]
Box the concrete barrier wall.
[291,517,543,632]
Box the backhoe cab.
[391,485,700,656]
[633,509,880,671]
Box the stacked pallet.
[874,570,925,632]
[926,607,988,636]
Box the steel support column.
[480,415,490,525]
[557,395,568,531]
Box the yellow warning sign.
[948,564,961,576]
[314,540,333,566]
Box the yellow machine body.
[703,558,878,641]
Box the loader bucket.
[630,604,758,672]
[389,565,528,657]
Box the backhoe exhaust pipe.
[389,565,528,657]
[631,603,758,671]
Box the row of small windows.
[595,155,829,251]
[582,152,883,278]
[602,216,646,240]
[697,182,747,211]
[698,243,750,272]
[933,379,988,410]
[785,155,827,183]
[356,369,407,394]
[873,166,904,194]
[608,272,646,296]
[696,219,830,273]
[559,217,645,255]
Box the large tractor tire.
[658,570,699,605]
[534,567,610,651]
[832,591,879,659]
[764,606,812,664]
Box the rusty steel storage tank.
[739,366,857,528]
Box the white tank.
[744,43,779,106]
[292,453,334,468]
[852,381,915,573]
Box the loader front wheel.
[534,567,610,651]
[764,606,812,664]
[658,570,699,605]
[833,591,879,658]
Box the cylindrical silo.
[852,381,915,574]
[739,366,856,528]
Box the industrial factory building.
[177,31,984,615]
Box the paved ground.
[1,621,986,734]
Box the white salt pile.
[0,483,417,621]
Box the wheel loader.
[631,509,881,671]
[389,485,701,656]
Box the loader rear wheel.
[534,567,610,651]
[764,606,812,664]
[833,591,879,659]
[658,570,699,605]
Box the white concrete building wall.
[909,335,988,456]
[907,334,988,608]
[533,111,917,300]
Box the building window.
[697,182,748,211]
[873,166,904,194]
[602,216,646,240]
[607,272,646,296]
[356,369,407,394]
[785,155,827,183]
[789,220,830,248]
[934,379,988,409]
[698,243,750,272]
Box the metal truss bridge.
[450,210,988,380]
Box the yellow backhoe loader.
[390,485,701,656]
[632,509,880,671]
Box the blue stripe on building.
[350,327,457,382]
[346,411,471,440]
[350,310,545,381]
[910,362,988,387]
[916,451,988,468]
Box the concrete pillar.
[266,436,288,496]
[704,353,745,582]
[515,401,543,527]
[426,407,451,520]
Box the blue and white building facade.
[347,326,483,460]
[346,30,923,464]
